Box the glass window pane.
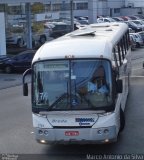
[33,59,113,111]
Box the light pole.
[26,3,32,49]
[70,0,74,31]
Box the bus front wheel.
[119,107,125,132]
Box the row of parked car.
[96,15,144,50]
[1,17,88,73]
[97,15,144,32]
[0,32,144,74]
[2,14,144,73]
[6,21,72,48]
[6,16,89,49]
[129,31,144,50]
[6,14,144,48]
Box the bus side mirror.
[22,68,31,96]
[23,83,28,96]
[117,79,123,93]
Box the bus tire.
[119,107,125,132]
[17,38,24,48]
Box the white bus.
[23,22,131,144]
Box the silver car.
[6,26,25,48]
[130,33,144,47]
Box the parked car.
[6,23,53,48]
[129,20,144,29]
[112,17,124,22]
[134,14,144,19]
[130,33,144,47]
[0,55,12,61]
[97,17,116,23]
[129,34,137,50]
[74,16,89,25]
[138,31,144,43]
[32,22,53,45]
[127,15,140,20]
[6,26,25,48]
[129,28,135,33]
[125,21,143,32]
[0,50,36,73]
[49,22,71,38]
[120,16,132,21]
[74,16,88,21]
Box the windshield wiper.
[48,93,69,111]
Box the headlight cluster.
[38,129,49,136]
[97,128,109,135]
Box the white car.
[32,29,53,45]
[6,26,25,48]
[97,17,116,23]
[6,24,53,48]
[130,33,144,47]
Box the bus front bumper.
[34,126,117,144]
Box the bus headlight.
[44,130,49,136]
[104,129,109,134]
[38,129,49,136]
[38,130,43,135]
[97,128,109,134]
[97,129,103,134]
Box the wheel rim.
[5,66,11,73]
[40,37,46,44]
[18,39,24,47]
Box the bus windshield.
[32,59,113,112]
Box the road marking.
[130,76,144,78]
[132,68,143,71]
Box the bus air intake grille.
[53,126,92,129]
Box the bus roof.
[32,22,128,63]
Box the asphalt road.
[0,47,144,160]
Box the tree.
[31,2,44,14]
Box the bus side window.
[112,67,119,97]
[113,47,120,72]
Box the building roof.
[0,0,48,3]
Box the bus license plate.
[65,131,79,136]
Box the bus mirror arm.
[116,79,123,93]
[23,68,32,96]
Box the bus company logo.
[75,118,95,123]
[79,122,90,126]
[52,119,67,123]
